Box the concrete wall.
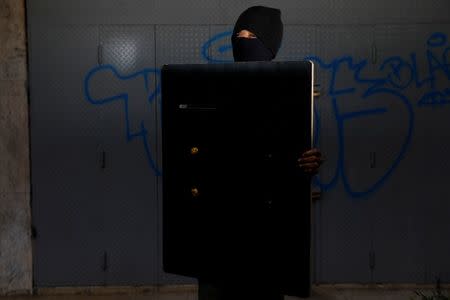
[0,0,32,295]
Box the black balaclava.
[231,6,283,62]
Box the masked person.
[198,6,323,300]
[231,6,322,174]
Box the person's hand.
[312,190,322,201]
[297,148,323,176]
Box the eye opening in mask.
[236,29,257,39]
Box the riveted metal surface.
[154,0,222,24]
[372,24,450,283]
[313,25,375,283]
[99,25,156,74]
[208,25,234,63]
[155,25,210,67]
[29,25,108,286]
[97,25,160,284]
[27,0,450,287]
[27,0,450,25]
[275,25,317,62]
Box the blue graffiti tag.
[83,31,449,199]
[203,31,447,198]
[84,65,162,176]
[301,55,414,199]
[201,30,234,63]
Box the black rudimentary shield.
[161,61,314,297]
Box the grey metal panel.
[374,24,450,106]
[30,25,108,286]
[26,0,159,25]
[208,25,234,63]
[27,0,450,287]
[99,25,156,74]
[27,0,450,25]
[153,27,207,286]
[314,25,375,282]
[95,25,160,284]
[316,25,376,192]
[155,25,210,67]
[371,24,428,283]
[372,24,450,283]
[207,26,326,63]
[275,25,317,62]
[154,0,222,24]
[414,1,450,24]
[369,183,428,283]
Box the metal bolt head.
[190,147,199,155]
[191,187,200,197]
